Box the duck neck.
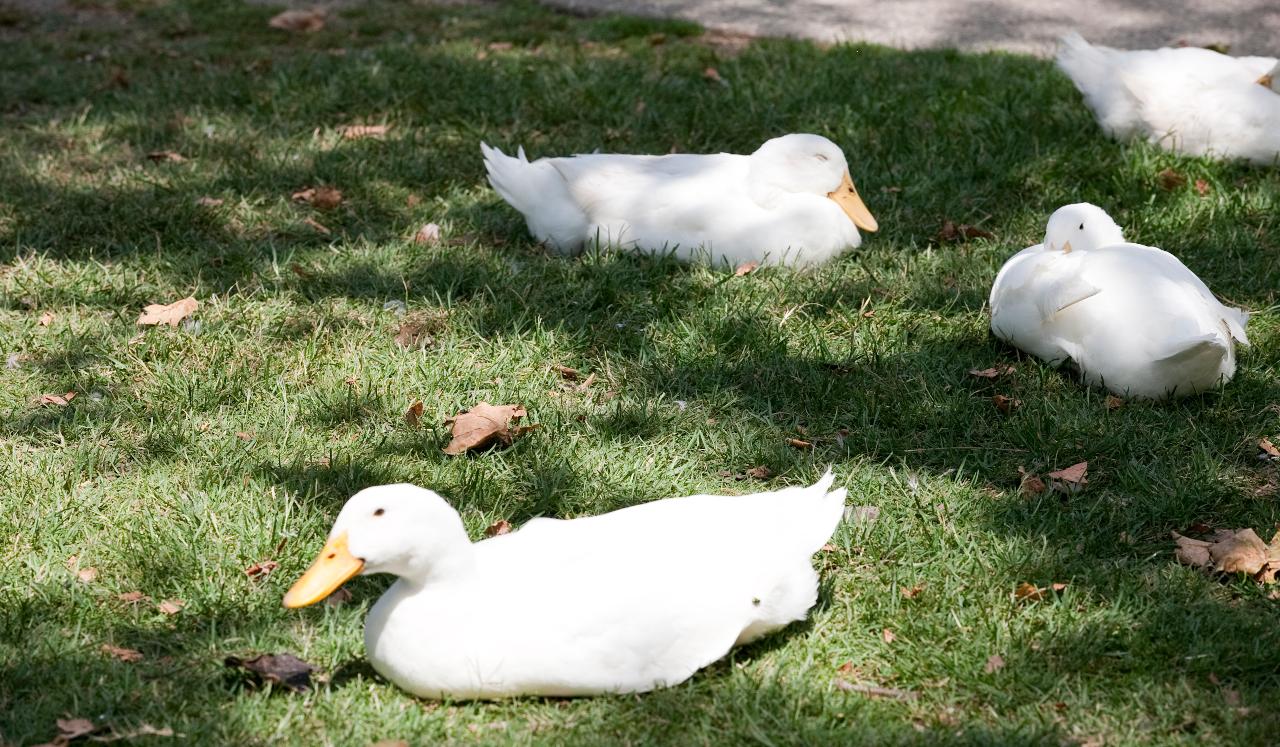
[391,533,478,590]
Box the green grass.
[2,1,1280,744]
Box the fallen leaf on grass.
[404,400,424,427]
[745,465,772,480]
[702,66,728,85]
[235,431,254,441]
[244,560,279,579]
[146,150,186,163]
[101,644,143,662]
[734,261,758,276]
[786,437,813,449]
[1017,466,1046,495]
[1173,528,1280,582]
[834,680,919,700]
[1015,582,1067,602]
[968,365,1014,378]
[1259,438,1280,460]
[484,519,512,537]
[992,394,1020,413]
[1156,168,1187,190]
[1195,178,1211,196]
[901,584,924,599]
[196,196,224,207]
[442,402,533,455]
[117,591,148,604]
[137,296,198,327]
[268,9,325,32]
[303,217,331,235]
[881,628,896,644]
[36,392,76,406]
[54,717,99,742]
[157,599,185,615]
[341,124,390,140]
[292,186,343,210]
[394,320,435,350]
[39,311,54,326]
[984,654,1005,674]
[1105,395,1125,410]
[412,223,441,245]
[552,364,580,381]
[77,567,98,583]
[1046,462,1088,493]
[938,220,994,242]
[225,653,315,692]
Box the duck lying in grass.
[1056,32,1280,164]
[481,134,878,268]
[284,473,846,699]
[989,203,1249,399]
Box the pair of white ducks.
[280,36,1262,702]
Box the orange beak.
[283,531,364,609]
[827,171,878,232]
[1258,73,1274,89]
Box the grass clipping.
[1172,528,1280,583]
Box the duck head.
[1258,62,1279,92]
[748,134,878,232]
[283,484,470,608]
[1043,203,1125,254]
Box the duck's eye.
[1079,223,1084,230]
[373,508,385,517]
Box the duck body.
[481,134,877,267]
[1056,33,1280,164]
[286,474,847,699]
[990,204,1249,399]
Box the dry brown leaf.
[992,394,1020,414]
[881,628,896,644]
[236,431,254,441]
[1017,466,1046,496]
[787,437,813,449]
[196,196,225,207]
[341,124,390,140]
[484,519,512,537]
[55,718,98,742]
[1157,168,1187,190]
[745,465,772,480]
[1172,531,1213,568]
[77,567,98,583]
[1014,582,1046,602]
[157,599,185,615]
[837,660,856,674]
[703,66,725,84]
[1047,461,1088,492]
[734,261,759,277]
[101,644,143,662]
[117,591,148,604]
[303,217,331,235]
[1105,395,1124,410]
[38,311,54,326]
[442,402,532,455]
[938,220,994,242]
[1260,438,1280,458]
[901,584,924,599]
[146,150,186,163]
[553,364,580,381]
[833,680,919,700]
[984,654,1005,674]
[137,296,198,327]
[394,320,435,350]
[404,400,424,427]
[968,365,1014,379]
[413,223,441,245]
[268,9,325,32]
[292,186,343,210]
[324,587,352,607]
[1195,178,1211,196]
[225,653,315,692]
[1209,528,1268,575]
[244,560,279,579]
[36,392,76,406]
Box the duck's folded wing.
[1036,276,1103,320]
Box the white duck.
[1056,33,1280,164]
[480,134,878,267]
[989,203,1249,399]
[284,473,846,699]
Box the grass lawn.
[3,1,1280,744]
